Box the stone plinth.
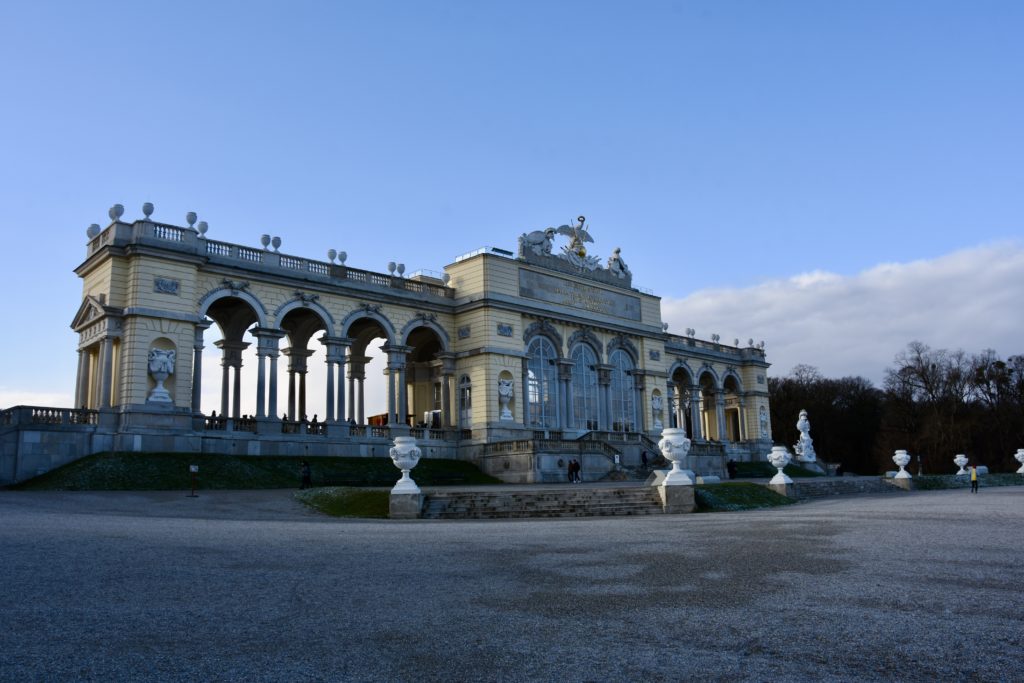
[658,484,696,514]
[389,492,423,519]
[886,477,915,492]
[768,483,795,498]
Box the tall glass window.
[609,349,636,432]
[570,344,599,430]
[458,375,472,428]
[526,337,558,428]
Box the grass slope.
[695,482,796,512]
[295,488,390,518]
[14,452,502,491]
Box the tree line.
[768,341,1024,474]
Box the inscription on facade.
[458,326,471,339]
[497,323,513,337]
[518,269,641,321]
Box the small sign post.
[188,465,199,497]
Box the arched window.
[609,348,636,432]
[570,344,599,430]
[526,336,558,428]
[458,375,472,428]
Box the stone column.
[74,348,89,409]
[634,373,646,433]
[191,322,211,413]
[689,388,703,441]
[99,336,115,409]
[437,352,456,429]
[335,340,351,424]
[383,345,411,427]
[738,399,747,441]
[320,336,352,424]
[597,365,612,432]
[716,396,727,441]
[253,329,285,421]
[282,348,313,420]
[347,355,369,424]
[215,340,248,419]
[557,360,574,430]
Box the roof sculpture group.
[518,216,632,281]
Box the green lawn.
[295,487,390,518]
[694,482,796,512]
[14,452,502,491]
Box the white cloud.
[662,243,1024,385]
[0,389,74,408]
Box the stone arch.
[197,286,268,329]
[696,364,721,390]
[522,319,563,355]
[567,328,603,361]
[668,360,695,388]
[722,369,743,393]
[273,297,336,336]
[339,307,397,346]
[400,316,450,351]
[606,334,639,365]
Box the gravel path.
[1,488,1022,682]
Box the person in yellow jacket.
[970,464,979,494]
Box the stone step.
[422,487,663,519]
[790,478,904,500]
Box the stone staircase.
[421,486,664,519]
[790,477,907,501]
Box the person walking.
[300,460,312,490]
[566,459,575,484]
[970,464,978,493]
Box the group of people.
[566,459,583,483]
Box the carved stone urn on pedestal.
[1014,449,1024,474]
[953,454,969,475]
[893,450,912,479]
[767,446,793,485]
[658,427,693,485]
[146,349,176,404]
[390,436,422,494]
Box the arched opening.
[569,343,599,430]
[405,325,450,428]
[200,296,261,421]
[609,348,636,433]
[278,307,330,424]
[526,336,558,428]
[346,317,393,427]
[669,366,695,438]
[722,374,743,442]
[698,371,719,441]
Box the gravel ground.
[1,487,1022,682]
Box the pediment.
[70,295,121,331]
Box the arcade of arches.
[60,213,773,482]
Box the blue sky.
[1,1,1022,407]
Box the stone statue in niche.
[651,393,664,430]
[606,247,631,279]
[519,228,556,257]
[759,405,770,439]
[147,349,176,403]
[497,379,514,421]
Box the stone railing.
[0,406,98,428]
[87,220,453,299]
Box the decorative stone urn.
[497,379,514,421]
[389,436,422,494]
[146,349,176,403]
[767,446,793,485]
[1014,449,1024,474]
[953,454,969,476]
[893,450,912,479]
[658,427,693,485]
